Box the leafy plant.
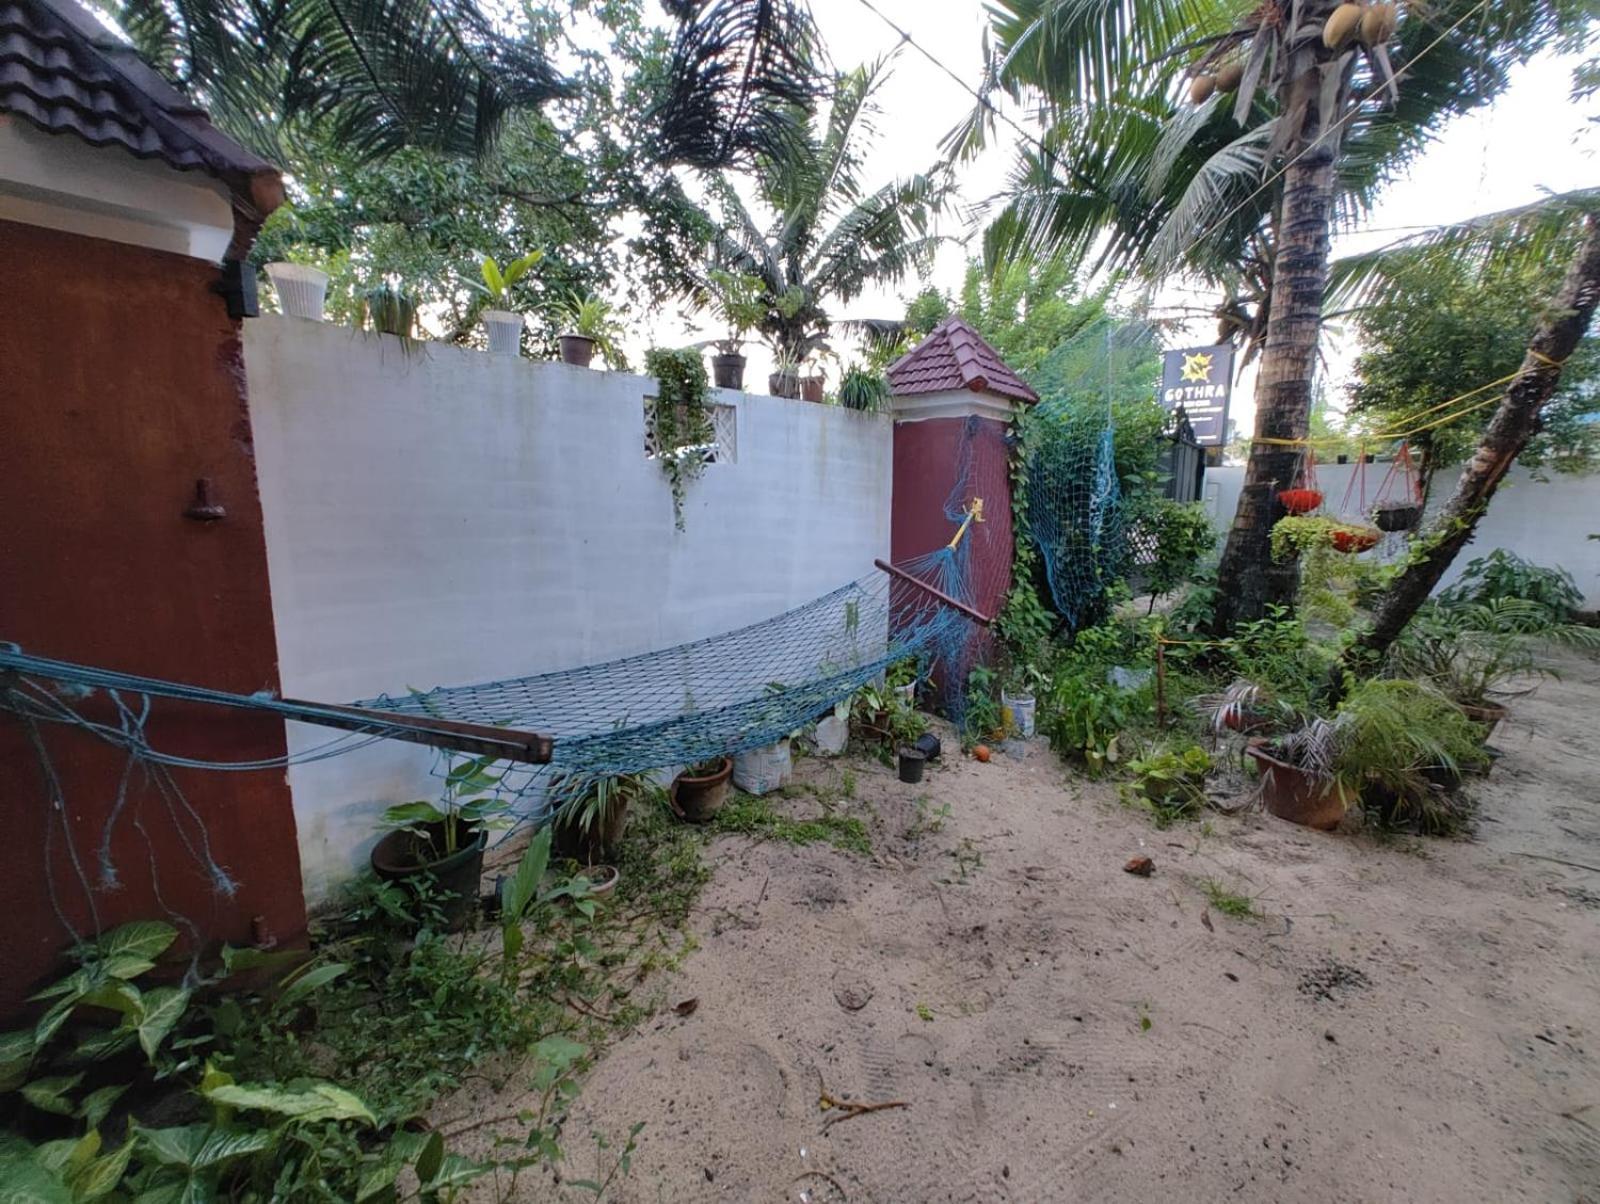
[837,364,890,412]
[1436,550,1584,621]
[379,754,511,863]
[1390,597,1600,709]
[1125,743,1213,828]
[475,250,544,305]
[962,665,1005,745]
[704,267,767,355]
[848,681,926,762]
[549,772,658,866]
[1039,672,1134,774]
[1268,679,1488,827]
[1270,516,1388,626]
[1128,498,1214,605]
[499,826,596,967]
[361,281,420,338]
[645,347,715,530]
[0,921,509,1202]
[560,292,626,368]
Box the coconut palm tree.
[965,0,1594,631]
[699,58,952,365]
[112,0,819,170]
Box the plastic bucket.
[1001,692,1036,738]
[897,747,926,783]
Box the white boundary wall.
[1203,461,1600,606]
[244,318,892,904]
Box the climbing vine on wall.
[645,347,715,531]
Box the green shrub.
[1437,550,1583,621]
[1125,743,1213,827]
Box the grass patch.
[1201,878,1259,919]
[708,790,872,855]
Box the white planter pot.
[1001,691,1037,738]
[265,263,329,321]
[482,309,524,356]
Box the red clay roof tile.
[885,316,1039,404]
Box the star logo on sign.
[1179,352,1214,384]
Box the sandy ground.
[452,655,1600,1203]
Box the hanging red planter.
[1277,447,1323,514]
[1277,487,1324,515]
[1330,526,1380,554]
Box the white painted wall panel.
[244,318,892,903]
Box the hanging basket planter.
[1330,525,1381,554]
[1372,501,1422,532]
[1277,488,1324,515]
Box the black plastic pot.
[558,333,596,368]
[768,370,800,399]
[370,823,487,929]
[913,732,942,762]
[897,746,926,783]
[1374,503,1422,533]
[711,353,746,390]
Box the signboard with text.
[1159,344,1234,447]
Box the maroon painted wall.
[890,413,1016,690]
[0,220,304,1016]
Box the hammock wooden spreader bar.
[0,644,554,764]
[873,559,993,627]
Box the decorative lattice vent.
[643,399,737,464]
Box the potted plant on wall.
[473,250,542,355]
[557,292,625,369]
[265,251,332,321]
[800,356,828,403]
[371,756,511,927]
[837,364,890,412]
[705,268,766,390]
[768,348,802,399]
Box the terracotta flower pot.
[1246,745,1351,831]
[670,757,733,822]
[800,375,825,403]
[1330,526,1380,554]
[1459,701,1508,740]
[1277,488,1323,515]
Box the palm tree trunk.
[1209,125,1343,634]
[1348,213,1600,666]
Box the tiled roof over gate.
[0,0,283,254]
[886,316,1039,404]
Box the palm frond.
[1328,188,1600,311]
[113,0,571,163]
[650,0,823,171]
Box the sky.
[635,0,1599,436]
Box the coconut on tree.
[964,0,1594,632]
